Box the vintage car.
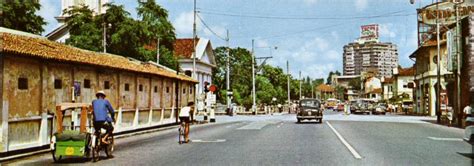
[350,99,372,114]
[297,99,323,123]
[372,103,387,115]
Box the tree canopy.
[212,46,325,108]
[1,0,47,34]
[64,1,178,70]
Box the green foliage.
[349,77,362,90]
[1,0,47,34]
[212,46,328,108]
[64,1,178,70]
[212,47,253,107]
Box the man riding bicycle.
[92,90,115,144]
[179,102,194,143]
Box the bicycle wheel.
[92,137,100,162]
[178,126,184,144]
[105,136,114,158]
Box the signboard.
[360,24,379,42]
[206,93,216,104]
[418,1,473,26]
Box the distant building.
[173,38,216,95]
[343,41,399,77]
[392,66,415,102]
[381,77,394,100]
[333,75,360,89]
[46,0,108,42]
[315,84,334,100]
[343,24,399,77]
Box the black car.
[297,99,323,123]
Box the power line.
[198,10,415,20]
[196,14,227,41]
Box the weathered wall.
[98,70,119,107]
[137,76,150,108]
[2,54,195,153]
[119,73,136,109]
[151,78,162,108]
[74,66,98,104]
[48,64,73,108]
[163,79,174,108]
[4,57,41,118]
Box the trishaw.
[51,103,114,162]
[51,103,92,162]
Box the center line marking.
[427,137,463,141]
[326,121,362,159]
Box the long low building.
[0,28,197,154]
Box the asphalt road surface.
[6,111,474,166]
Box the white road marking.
[326,121,362,159]
[191,139,226,143]
[427,137,463,141]
[237,121,279,130]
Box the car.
[372,103,387,115]
[350,99,371,114]
[297,99,323,123]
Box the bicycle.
[91,127,114,162]
[178,121,186,144]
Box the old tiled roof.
[173,38,197,58]
[316,84,334,92]
[398,67,415,76]
[1,32,197,83]
[382,77,394,83]
[367,88,383,94]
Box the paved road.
[6,111,474,165]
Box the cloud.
[173,11,201,36]
[355,0,368,11]
[379,24,397,38]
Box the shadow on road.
[457,152,474,159]
[295,121,323,124]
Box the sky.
[38,0,435,79]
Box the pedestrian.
[179,102,194,143]
[464,104,473,127]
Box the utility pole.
[192,0,197,79]
[299,71,302,100]
[436,1,441,123]
[312,80,314,98]
[252,39,256,114]
[226,30,231,115]
[287,60,290,110]
[156,38,160,64]
[455,1,462,127]
[100,0,106,53]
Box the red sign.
[209,85,217,92]
[360,24,379,40]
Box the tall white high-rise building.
[343,24,399,77]
[343,41,398,77]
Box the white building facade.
[173,38,216,95]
